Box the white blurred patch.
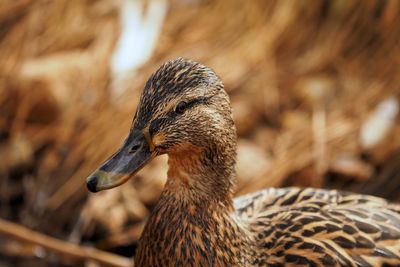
[360,96,399,149]
[110,0,168,99]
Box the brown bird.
[86,58,400,266]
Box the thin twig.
[0,217,133,267]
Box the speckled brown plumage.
[88,58,400,267]
[235,188,400,266]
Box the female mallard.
[87,58,400,266]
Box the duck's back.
[234,187,400,266]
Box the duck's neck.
[135,144,250,266]
[165,144,237,207]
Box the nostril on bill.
[86,176,98,193]
[129,143,141,153]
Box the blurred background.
[1,0,400,266]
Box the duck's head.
[87,58,236,193]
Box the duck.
[86,58,400,266]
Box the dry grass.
[0,0,400,266]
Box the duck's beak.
[86,129,153,192]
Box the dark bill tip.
[86,176,99,193]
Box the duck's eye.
[175,101,187,114]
